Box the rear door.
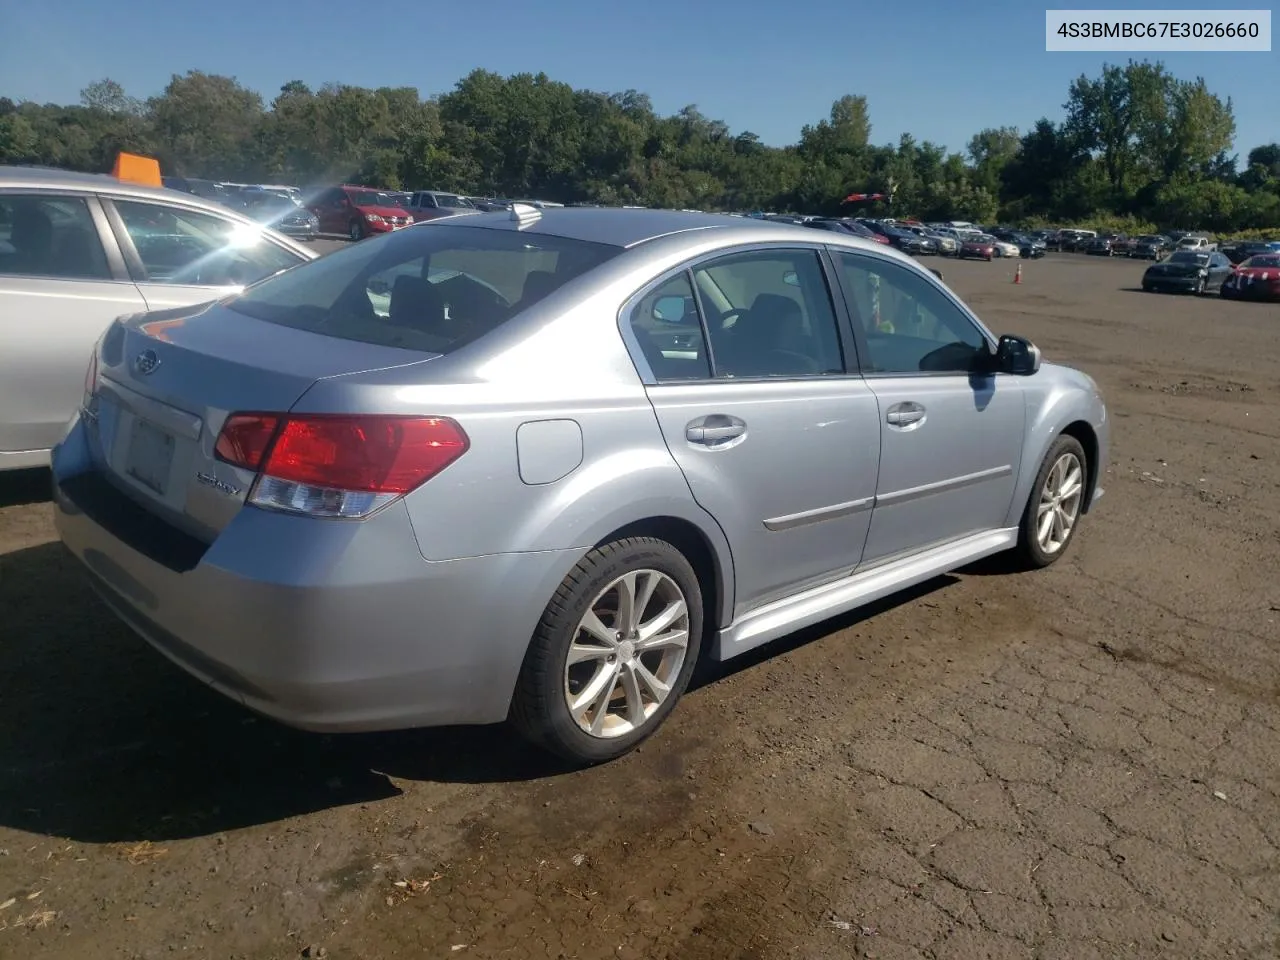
[0,190,146,460]
[831,249,1025,565]
[102,196,309,311]
[626,245,882,618]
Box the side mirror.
[995,334,1041,375]
[652,295,687,323]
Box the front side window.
[691,249,845,379]
[835,252,989,374]
[228,224,621,354]
[112,199,304,287]
[0,194,111,281]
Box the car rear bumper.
[51,416,577,733]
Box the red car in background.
[959,235,996,261]
[307,185,413,241]
[1220,253,1280,301]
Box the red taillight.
[215,414,280,470]
[213,413,469,516]
[264,416,468,493]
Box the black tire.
[348,220,364,241]
[510,537,704,764]
[1013,434,1088,570]
[1142,283,1153,292]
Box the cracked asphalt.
[0,252,1277,959]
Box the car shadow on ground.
[0,537,958,844]
[0,467,52,508]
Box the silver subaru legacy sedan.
[0,166,318,471]
[52,206,1108,764]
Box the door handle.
[686,415,746,445]
[886,402,926,427]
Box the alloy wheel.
[1036,452,1084,555]
[563,569,690,739]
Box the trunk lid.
[89,300,436,540]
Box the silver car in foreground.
[0,166,317,470]
[53,207,1108,764]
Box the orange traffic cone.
[1013,263,1023,284]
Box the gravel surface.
[1,252,1277,960]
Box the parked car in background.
[908,227,958,256]
[243,194,320,239]
[161,177,231,205]
[1219,253,1280,301]
[307,186,413,240]
[1129,235,1170,260]
[984,234,1020,258]
[0,165,316,471]
[241,185,301,207]
[1085,234,1123,256]
[882,225,937,255]
[993,230,1045,259]
[1017,233,1047,258]
[1220,239,1276,264]
[959,235,996,260]
[403,190,477,222]
[51,207,1107,764]
[1141,249,1233,294]
[800,218,890,245]
[1176,235,1215,252]
[1056,229,1096,252]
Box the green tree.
[0,61,1274,233]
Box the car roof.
[0,164,231,210]
[440,206,841,249]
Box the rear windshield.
[227,224,621,353]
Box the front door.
[1207,252,1234,291]
[0,191,146,460]
[628,247,882,618]
[831,249,1026,566]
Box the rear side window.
[228,224,621,354]
[0,194,111,281]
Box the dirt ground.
[1,252,1277,960]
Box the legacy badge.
[195,472,242,497]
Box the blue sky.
[1,0,1275,159]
